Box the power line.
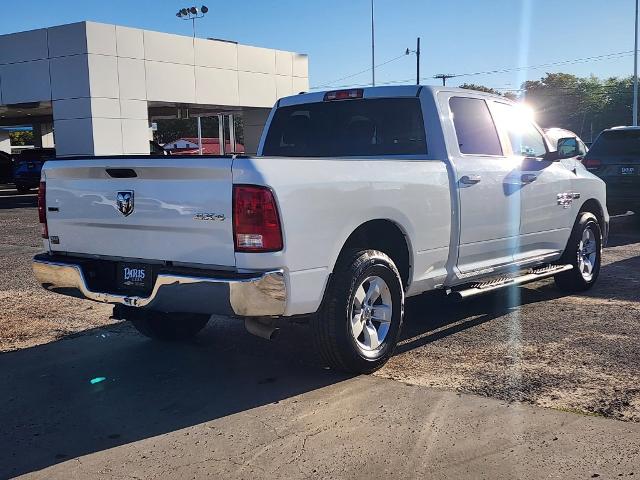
[312,49,635,91]
[311,53,408,90]
[447,50,634,80]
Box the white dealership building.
[0,21,309,156]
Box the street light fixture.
[176,5,208,38]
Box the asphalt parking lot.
[1,185,639,478]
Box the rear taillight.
[583,158,601,171]
[233,185,283,252]
[38,181,48,239]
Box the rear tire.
[126,309,210,341]
[554,212,602,292]
[312,249,404,374]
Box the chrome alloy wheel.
[577,226,598,282]
[349,276,393,353]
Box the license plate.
[117,263,152,291]
[621,166,636,175]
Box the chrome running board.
[449,264,573,300]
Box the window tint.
[262,98,427,157]
[587,130,640,157]
[492,102,547,157]
[449,97,503,156]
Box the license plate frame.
[117,263,153,292]
[620,166,636,175]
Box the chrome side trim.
[33,257,286,317]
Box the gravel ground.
[379,215,640,422]
[1,185,638,422]
[0,188,114,352]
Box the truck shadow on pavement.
[0,322,350,478]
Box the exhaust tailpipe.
[245,318,280,341]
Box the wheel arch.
[578,198,608,245]
[579,198,605,228]
[332,219,413,290]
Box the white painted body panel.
[40,85,609,318]
[232,156,452,315]
[42,158,236,267]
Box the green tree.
[9,130,33,146]
[459,83,502,95]
[519,73,636,141]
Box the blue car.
[13,148,55,193]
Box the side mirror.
[556,137,579,159]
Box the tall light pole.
[634,0,639,126]
[176,6,209,154]
[371,0,375,86]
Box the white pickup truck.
[33,86,608,373]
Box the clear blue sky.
[0,0,636,92]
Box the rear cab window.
[262,98,427,157]
[587,129,640,157]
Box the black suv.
[13,148,56,193]
[582,127,640,215]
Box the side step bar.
[449,264,573,300]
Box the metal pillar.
[218,114,225,155]
[196,116,203,155]
[634,0,639,126]
[227,114,236,154]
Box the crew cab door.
[444,94,521,274]
[490,101,575,263]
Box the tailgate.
[43,157,236,267]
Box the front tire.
[126,309,210,341]
[554,212,602,292]
[312,249,404,374]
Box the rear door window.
[449,97,503,156]
[262,98,427,157]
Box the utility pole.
[405,37,421,85]
[371,0,375,86]
[434,73,455,86]
[416,37,421,85]
[634,0,639,126]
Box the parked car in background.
[0,151,14,184]
[544,128,588,160]
[582,126,640,215]
[150,140,169,155]
[13,148,55,193]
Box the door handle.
[460,175,482,185]
[521,173,537,184]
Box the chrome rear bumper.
[33,255,286,317]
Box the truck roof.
[606,125,640,132]
[278,84,508,107]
